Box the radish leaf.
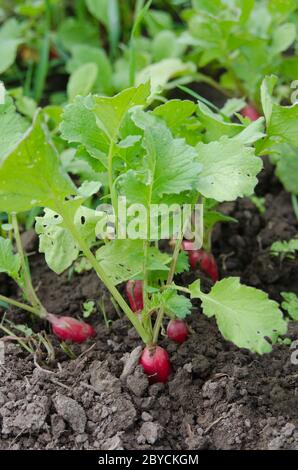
[196,138,262,201]
[189,277,287,354]
[96,240,171,285]
[0,237,21,279]
[0,111,76,213]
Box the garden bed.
[1,161,297,451]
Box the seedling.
[82,300,96,318]
[271,238,298,260]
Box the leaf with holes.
[189,277,287,354]
[36,207,106,274]
[96,240,171,285]
[35,209,79,274]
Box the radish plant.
[0,80,291,383]
[0,203,95,345]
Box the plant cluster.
[0,0,298,383]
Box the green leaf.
[85,0,108,25]
[197,102,244,142]
[74,206,106,245]
[196,138,263,202]
[175,250,190,274]
[250,195,266,214]
[126,110,200,203]
[239,0,255,23]
[152,30,186,61]
[67,45,113,95]
[204,210,237,232]
[221,98,246,117]
[281,56,298,80]
[281,292,298,321]
[96,240,171,285]
[0,236,21,279]
[268,105,298,148]
[274,144,298,195]
[152,99,196,129]
[260,75,277,124]
[58,18,99,50]
[0,19,22,74]
[162,289,192,319]
[232,118,265,145]
[0,39,22,74]
[271,238,298,258]
[36,210,79,275]
[271,22,296,54]
[67,62,98,101]
[145,9,173,37]
[77,181,101,199]
[60,95,109,163]
[36,206,105,274]
[136,58,196,96]
[93,82,150,141]
[0,95,29,161]
[0,112,76,213]
[261,76,298,148]
[83,300,96,318]
[268,0,297,21]
[117,110,200,211]
[61,148,106,183]
[189,277,287,354]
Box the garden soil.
[0,160,298,450]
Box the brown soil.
[0,161,298,450]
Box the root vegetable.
[140,345,171,383]
[167,319,188,344]
[47,314,95,343]
[126,280,143,312]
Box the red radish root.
[140,346,171,383]
[126,280,143,312]
[167,319,188,344]
[47,314,95,343]
[241,104,260,121]
[182,241,219,283]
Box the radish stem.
[0,293,44,317]
[152,237,183,344]
[11,213,46,316]
[59,206,150,344]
